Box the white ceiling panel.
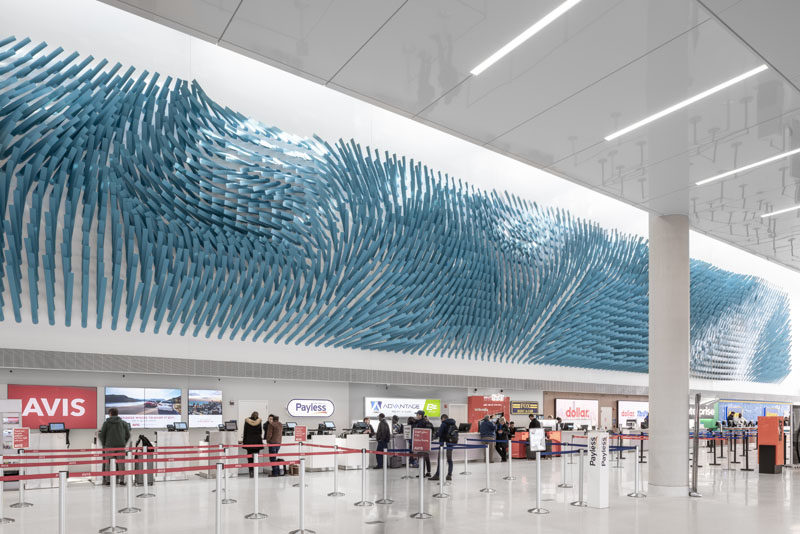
[102,0,240,39]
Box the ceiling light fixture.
[469,0,583,76]
[696,146,800,186]
[604,64,769,142]
[761,204,800,218]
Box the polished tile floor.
[0,448,795,533]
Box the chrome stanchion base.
[118,506,141,514]
[409,512,432,519]
[502,475,517,481]
[245,512,268,519]
[288,530,316,534]
[327,491,345,497]
[375,498,394,504]
[528,507,550,514]
[136,492,155,499]
[10,502,33,508]
[569,500,587,507]
[98,526,127,533]
[557,483,573,488]
[689,491,702,498]
[459,471,471,475]
[353,500,374,507]
[627,491,646,498]
[221,497,237,504]
[431,492,449,499]
[292,483,309,488]
[479,488,496,494]
[400,475,414,480]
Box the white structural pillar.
[648,214,689,496]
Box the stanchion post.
[221,459,236,504]
[402,446,413,479]
[59,471,67,534]
[119,451,140,513]
[99,458,126,533]
[709,438,720,466]
[293,442,307,488]
[353,449,373,506]
[0,456,13,523]
[503,439,516,481]
[244,452,267,520]
[570,449,587,507]
[409,459,431,519]
[328,446,345,496]
[433,446,449,499]
[10,466,32,508]
[215,463,223,534]
[527,451,549,514]
[136,448,155,498]
[289,457,314,534]
[638,433,647,464]
[459,444,471,475]
[741,433,754,472]
[731,433,740,464]
[557,451,572,488]
[376,451,394,504]
[627,453,646,498]
[479,444,495,494]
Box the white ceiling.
[100,0,800,270]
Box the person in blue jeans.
[375,413,391,469]
[431,414,457,481]
[265,414,284,477]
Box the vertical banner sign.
[294,425,307,442]
[529,428,546,452]
[12,428,30,450]
[586,431,609,508]
[412,428,431,453]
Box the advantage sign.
[586,431,609,508]
[411,428,431,453]
[294,425,307,442]
[12,427,29,450]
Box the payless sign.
[9,385,97,429]
[586,431,609,508]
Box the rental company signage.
[510,400,539,416]
[294,425,307,442]
[287,399,335,418]
[617,401,649,425]
[586,431,609,508]
[12,427,29,450]
[411,428,431,453]
[555,398,599,427]
[9,384,97,429]
[364,398,441,418]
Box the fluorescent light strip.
[470,0,583,76]
[761,204,800,218]
[696,147,800,186]
[604,64,769,142]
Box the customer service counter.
[24,431,68,489]
[335,433,377,468]
[155,430,190,481]
[307,433,336,471]
[200,430,239,478]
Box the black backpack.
[446,424,459,444]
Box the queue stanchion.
[244,452,267,520]
[0,456,13,524]
[741,434,754,472]
[375,450,394,504]
[137,448,155,498]
[638,433,647,464]
[59,471,67,534]
[459,445,471,476]
[328,445,345,497]
[10,454,32,508]
[557,449,572,488]
[409,457,431,519]
[293,443,307,488]
[119,451,140,514]
[221,458,236,504]
[354,449,373,507]
[568,436,575,465]
[570,449,587,507]
[718,435,725,460]
[709,438,720,466]
[99,458,126,533]
[432,447,449,499]
[503,439,516,481]
[215,464,223,534]
[402,447,414,479]
[731,433,740,464]
[527,450,548,514]
[627,452,646,498]
[479,443,495,494]
[289,457,314,534]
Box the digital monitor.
[218,424,226,431]
[626,419,637,428]
[224,420,238,431]
[562,422,574,430]
[352,421,367,430]
[579,424,589,431]
[458,423,472,432]
[324,421,335,429]
[285,422,296,429]
[48,422,66,432]
[105,387,182,429]
[173,421,188,431]
[39,425,48,433]
[188,390,222,428]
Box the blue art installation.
[0,36,791,382]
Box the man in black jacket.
[431,414,456,481]
[412,410,433,477]
[528,414,541,429]
[375,413,391,469]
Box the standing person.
[495,417,509,462]
[242,411,263,478]
[375,413,391,469]
[391,415,403,434]
[412,410,433,477]
[555,417,564,430]
[361,417,376,437]
[528,414,541,429]
[430,414,457,481]
[508,421,517,438]
[479,414,496,463]
[265,414,283,477]
[99,408,131,486]
[407,416,418,468]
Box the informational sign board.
[188,390,222,428]
[510,400,539,416]
[556,398,599,427]
[287,399,335,417]
[9,384,97,429]
[403,426,412,440]
[618,401,649,425]
[364,398,441,419]
[294,425,307,442]
[467,395,510,432]
[12,427,29,450]
[529,428,546,452]
[411,428,431,453]
[586,431,609,508]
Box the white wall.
[0,0,796,397]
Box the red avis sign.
[8,385,97,429]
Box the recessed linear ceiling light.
[696,146,800,186]
[469,0,583,76]
[761,204,800,218]
[604,64,769,142]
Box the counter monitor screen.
[352,422,367,430]
[323,421,335,430]
[285,422,296,430]
[173,421,188,431]
[458,423,472,432]
[562,422,574,430]
[48,422,66,432]
[224,420,238,431]
[626,419,637,428]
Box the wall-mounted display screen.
[188,390,223,428]
[104,387,182,429]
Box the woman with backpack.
[430,414,457,481]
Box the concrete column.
[648,214,689,496]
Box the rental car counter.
[24,429,68,489]
[155,429,190,481]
